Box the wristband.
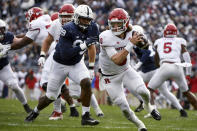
[89,62,95,69]
[40,51,46,57]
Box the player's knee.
[46,92,58,100]
[42,83,48,92]
[80,78,91,90]
[7,80,19,91]
[61,84,69,94]
[114,97,129,111]
[137,85,150,97]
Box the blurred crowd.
[0,0,197,107]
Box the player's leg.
[25,60,67,122]
[0,64,32,113]
[69,60,99,125]
[124,67,161,120]
[90,93,104,117]
[61,84,79,117]
[104,74,146,130]
[148,64,168,105]
[159,82,187,117]
[174,67,197,110]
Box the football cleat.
[151,109,161,120]
[180,109,188,117]
[97,113,104,117]
[134,103,144,112]
[49,111,63,120]
[139,128,147,131]
[95,108,104,117]
[81,112,99,126]
[69,107,79,117]
[25,111,39,122]
[23,104,33,113]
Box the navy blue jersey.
[0,32,14,70]
[53,21,99,65]
[133,47,157,73]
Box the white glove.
[89,69,95,80]
[79,41,87,50]
[38,51,46,67]
[0,44,11,58]
[38,57,45,67]
[133,62,142,71]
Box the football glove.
[38,51,46,67]
[89,62,95,80]
[0,44,11,58]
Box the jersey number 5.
[163,42,172,53]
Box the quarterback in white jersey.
[99,8,161,131]
[148,23,197,110]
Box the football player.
[0,7,51,53]
[99,8,161,131]
[148,23,197,110]
[0,19,32,113]
[38,4,79,120]
[24,5,100,125]
[132,25,188,117]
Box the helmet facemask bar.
[59,13,74,25]
[108,18,129,36]
[74,14,93,30]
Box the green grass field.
[0,99,197,131]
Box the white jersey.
[99,30,134,75]
[26,15,51,46]
[47,19,62,53]
[154,37,187,64]
[48,19,62,43]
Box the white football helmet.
[132,25,144,35]
[0,19,7,40]
[74,5,94,30]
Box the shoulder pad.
[99,30,114,47]
[178,37,187,46]
[153,38,162,47]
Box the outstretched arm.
[11,36,33,50]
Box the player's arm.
[110,32,142,65]
[41,33,54,54]
[181,44,192,76]
[11,36,33,50]
[88,44,96,67]
[154,46,160,67]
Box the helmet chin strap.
[112,30,124,36]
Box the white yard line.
[0,123,195,131]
